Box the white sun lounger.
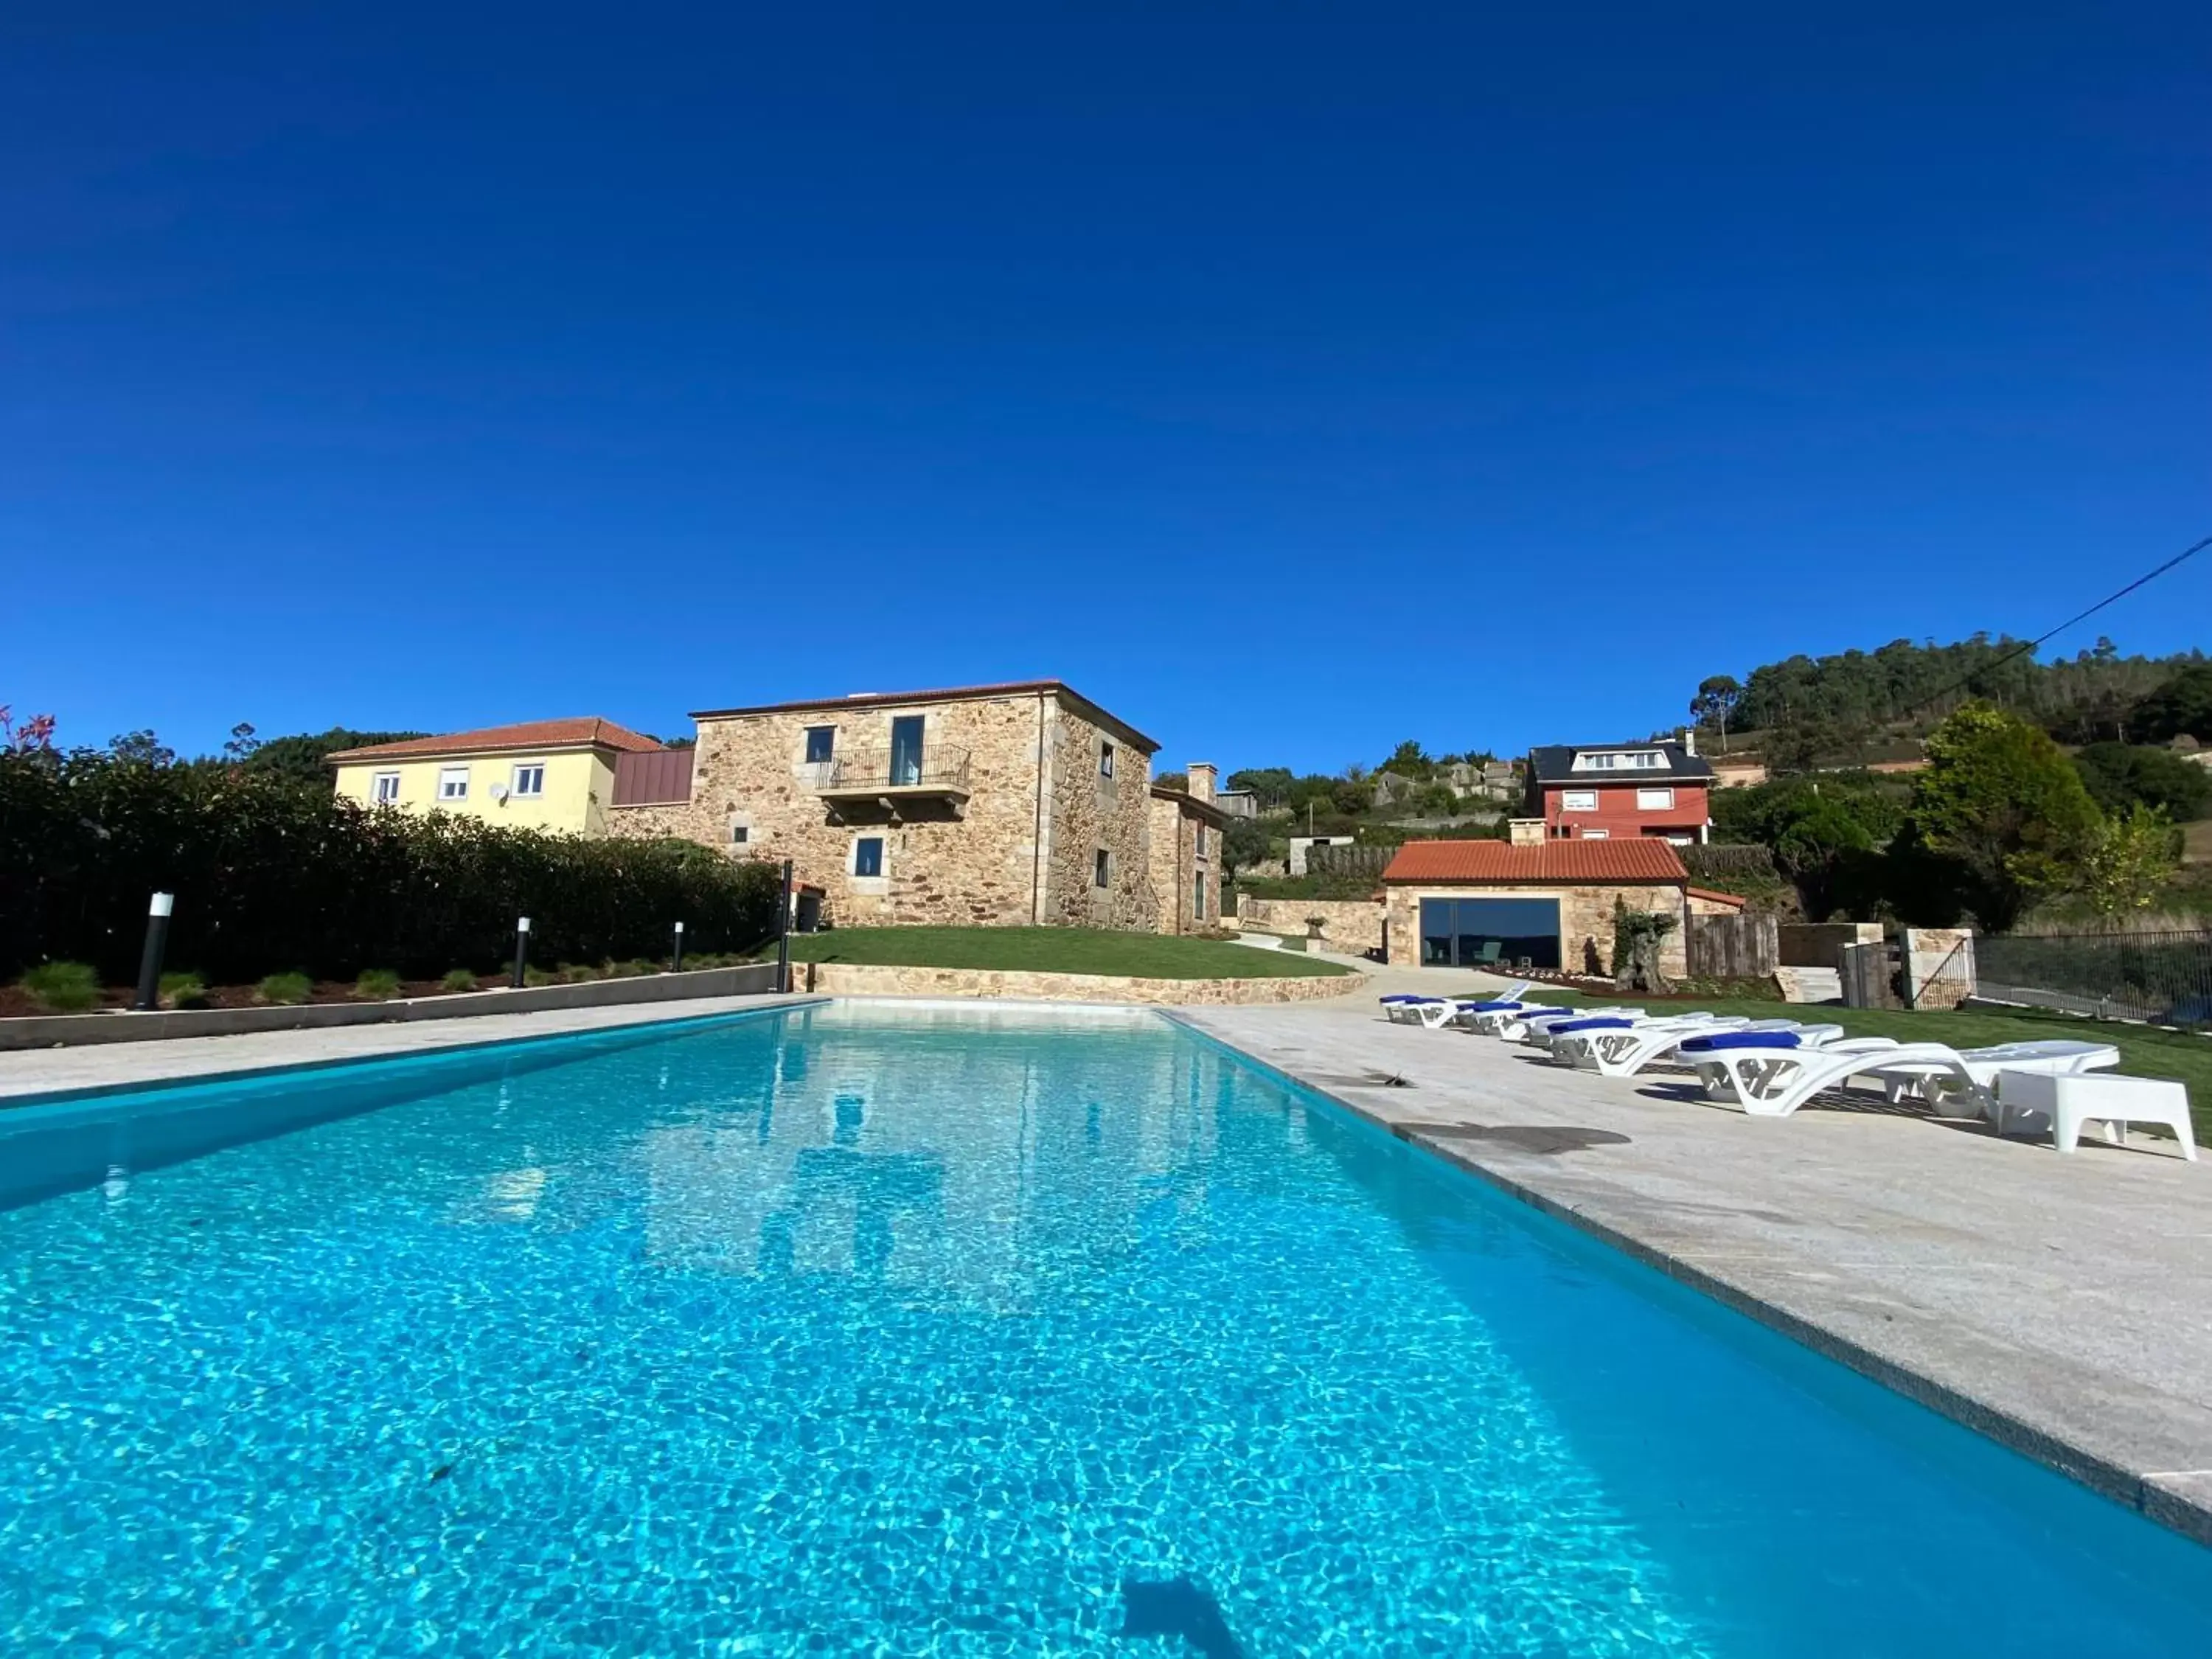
[1560,1018,1843,1078]
[1538,1012,1743,1062]
[1518,1009,1648,1048]
[1692,1037,2121,1119]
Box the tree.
[1,706,57,753]
[2071,742,2212,821]
[1226,768,1294,808]
[2126,664,2212,745]
[1382,740,1433,779]
[222,722,261,762]
[107,729,176,767]
[243,728,430,790]
[1153,771,1188,793]
[1220,815,1274,876]
[1689,675,1742,750]
[1907,703,2103,930]
[2072,804,2182,925]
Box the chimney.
[1186,762,1216,802]
[1508,817,1545,847]
[1680,726,1697,757]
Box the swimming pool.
[2,1003,2206,1655]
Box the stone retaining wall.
[800,961,1354,1005]
[1235,895,1387,956]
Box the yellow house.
[329,717,665,837]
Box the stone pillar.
[1508,818,1545,847]
[1187,762,1216,802]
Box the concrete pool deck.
[1178,998,2212,1545]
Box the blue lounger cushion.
[1679,1031,1804,1053]
[1545,1016,1635,1034]
[1463,1000,1528,1012]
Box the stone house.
[608,680,1210,934]
[1380,838,1736,976]
[1148,764,1228,934]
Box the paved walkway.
[0,994,822,1102]
[1179,998,2212,1543]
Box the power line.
[1908,530,2212,717]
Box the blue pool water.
[2,1004,2208,1655]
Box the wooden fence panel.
[1686,912,1779,978]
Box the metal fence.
[1977,930,2212,1027]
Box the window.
[1099,742,1115,779]
[853,837,884,877]
[1560,789,1598,812]
[1582,829,1610,840]
[1636,787,1675,810]
[889,716,925,785]
[731,825,750,845]
[1577,749,1663,771]
[438,766,469,801]
[1194,824,1208,858]
[1193,872,1206,920]
[511,764,546,797]
[372,771,400,804]
[1094,849,1110,888]
[804,726,835,765]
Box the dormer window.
[1573,749,1664,772]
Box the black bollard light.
[512,916,532,989]
[132,891,175,1011]
[776,860,793,992]
[672,919,685,974]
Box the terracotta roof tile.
[327,718,664,763]
[1381,839,1689,884]
[1686,886,1748,908]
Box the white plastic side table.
[1994,1068,2198,1160]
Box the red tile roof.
[1382,838,1690,884]
[327,718,664,763]
[1686,886,1748,909]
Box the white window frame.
[1635,787,1675,810]
[511,762,546,798]
[372,771,401,804]
[851,835,886,879]
[1560,789,1598,813]
[1582,828,1610,840]
[438,765,469,801]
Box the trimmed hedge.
[0,751,783,984]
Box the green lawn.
[785,926,1353,979]
[1528,986,2212,1135]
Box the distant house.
[328,717,664,837]
[1526,734,1712,844]
[1709,755,1768,790]
[1212,787,1261,819]
[1380,838,1740,975]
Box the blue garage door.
[1419,897,1561,970]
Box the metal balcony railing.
[818,746,973,795]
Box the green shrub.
[0,748,785,984]
[159,970,209,1010]
[20,959,101,1012]
[354,968,403,1000]
[523,966,556,988]
[257,971,313,1006]
[557,961,602,983]
[439,967,480,993]
[611,959,658,978]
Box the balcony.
[814,747,973,821]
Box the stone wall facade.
[801,962,1351,1005]
[1237,895,1386,956]
[1385,882,1692,976]
[1146,791,1224,934]
[605,687,1163,932]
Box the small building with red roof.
[328,717,665,836]
[1380,837,1740,975]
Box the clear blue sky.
[6,3,2207,773]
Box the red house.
[1526,735,1712,844]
